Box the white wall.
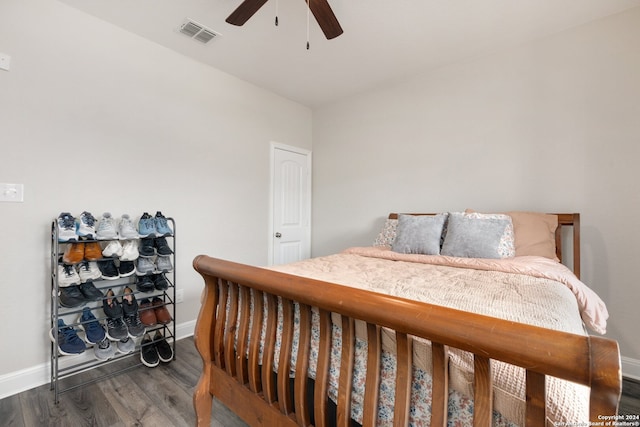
[0,0,311,392]
[312,7,640,369]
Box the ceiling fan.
[226,0,344,40]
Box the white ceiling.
[58,0,640,108]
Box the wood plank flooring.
[1,337,638,426]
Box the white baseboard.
[622,356,640,381]
[0,320,196,401]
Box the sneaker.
[121,287,146,338]
[83,242,103,261]
[153,211,173,237]
[135,257,155,276]
[94,337,116,361]
[96,212,118,240]
[62,242,85,265]
[155,255,173,273]
[140,333,159,367]
[137,212,156,238]
[138,298,157,326]
[58,263,80,287]
[79,280,103,301]
[78,260,101,283]
[120,240,139,261]
[97,259,119,280]
[117,337,136,354]
[77,307,106,344]
[152,297,172,325]
[118,260,135,278]
[50,319,85,355]
[102,289,128,341]
[57,213,77,242]
[153,330,174,362]
[135,275,155,293]
[102,240,123,258]
[76,211,97,239]
[58,285,86,308]
[138,238,155,258]
[118,214,139,240]
[152,273,169,290]
[154,237,173,256]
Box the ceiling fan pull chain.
[306,0,310,49]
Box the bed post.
[193,256,217,427]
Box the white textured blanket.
[268,247,608,426]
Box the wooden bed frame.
[192,213,621,426]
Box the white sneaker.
[119,214,140,240]
[78,260,102,283]
[58,264,81,287]
[102,241,124,258]
[76,211,97,239]
[96,212,118,240]
[120,240,139,261]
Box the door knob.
[275,232,282,238]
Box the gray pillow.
[441,212,509,259]
[391,214,447,255]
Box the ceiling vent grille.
[179,19,220,44]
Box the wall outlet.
[176,288,184,303]
[0,53,11,71]
[0,183,24,202]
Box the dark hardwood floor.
[1,337,638,426]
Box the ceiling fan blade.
[306,0,343,39]
[226,0,270,26]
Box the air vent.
[179,19,220,44]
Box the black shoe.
[140,333,159,367]
[154,237,173,256]
[59,285,86,308]
[153,330,174,362]
[121,287,146,338]
[97,259,119,280]
[152,273,169,290]
[138,238,156,258]
[135,275,155,293]
[79,280,103,301]
[102,289,128,341]
[118,260,135,278]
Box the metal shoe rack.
[49,216,176,403]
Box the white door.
[270,143,311,265]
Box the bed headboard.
[388,212,581,279]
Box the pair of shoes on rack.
[138,237,173,258]
[103,288,146,341]
[57,278,103,309]
[59,260,102,286]
[140,330,174,368]
[56,212,98,242]
[138,297,172,327]
[102,239,139,260]
[135,273,169,293]
[95,213,141,240]
[49,319,86,355]
[76,307,117,361]
[62,241,103,264]
[138,212,173,238]
[97,259,135,280]
[135,256,172,276]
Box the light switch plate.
[0,183,24,202]
[0,53,11,71]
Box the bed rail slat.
[431,342,449,427]
[248,289,264,393]
[473,355,493,427]
[362,323,381,426]
[224,282,239,377]
[278,297,295,415]
[294,303,312,426]
[236,285,250,385]
[526,370,546,425]
[337,316,355,427]
[262,293,278,404]
[314,309,332,427]
[395,332,413,426]
[213,279,227,369]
